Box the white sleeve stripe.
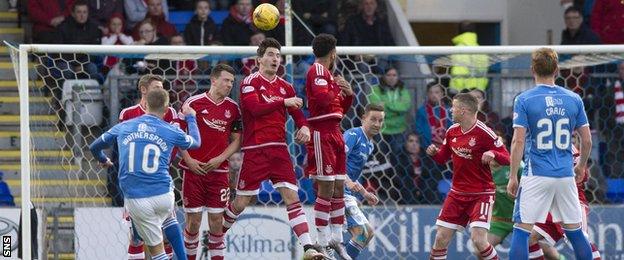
[512,124,526,128]
[477,122,497,139]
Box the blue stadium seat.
[606,178,624,203]
[0,172,15,206]
[169,10,229,33]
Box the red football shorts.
[236,146,298,195]
[306,129,346,181]
[436,191,495,230]
[182,169,230,214]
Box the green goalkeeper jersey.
[491,163,523,220]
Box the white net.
[7,44,624,259]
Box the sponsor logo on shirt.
[315,77,328,86]
[203,118,227,132]
[137,123,155,133]
[242,86,255,94]
[451,147,473,159]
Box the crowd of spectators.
[22,0,624,205]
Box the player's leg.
[308,130,337,248]
[315,179,335,247]
[127,216,146,260]
[272,146,325,260]
[510,176,554,259]
[346,224,374,260]
[431,226,456,259]
[125,193,174,260]
[223,150,267,234]
[530,217,564,260]
[183,211,202,260]
[330,133,348,248]
[328,179,349,259]
[207,211,226,260]
[475,221,511,259]
[432,192,468,259]
[344,195,372,259]
[580,203,602,260]
[161,212,186,260]
[204,174,231,260]
[466,194,498,259]
[552,177,592,260]
[182,169,204,259]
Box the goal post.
[8,43,624,259]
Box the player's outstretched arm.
[89,127,118,167]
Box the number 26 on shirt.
[536,118,570,150]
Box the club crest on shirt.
[325,165,333,173]
[469,137,476,147]
[279,87,286,95]
[225,109,231,118]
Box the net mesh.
[8,46,624,259]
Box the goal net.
[7,43,624,259]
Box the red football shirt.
[118,103,179,161]
[118,103,177,123]
[432,121,510,194]
[305,63,353,131]
[239,72,307,151]
[178,93,242,172]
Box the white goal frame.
[14,43,624,259]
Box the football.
[253,3,280,31]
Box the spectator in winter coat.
[28,0,76,43]
[125,0,169,29]
[561,6,601,45]
[218,0,254,45]
[183,0,217,45]
[132,0,177,40]
[87,0,123,33]
[340,0,394,46]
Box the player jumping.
[221,38,326,260]
[305,33,354,259]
